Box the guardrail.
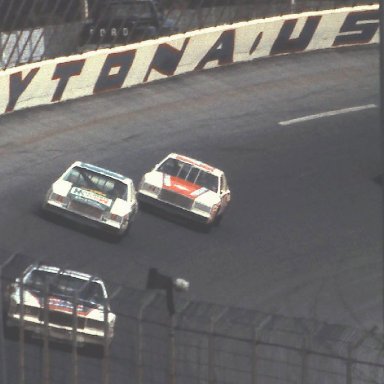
[0,0,377,69]
[0,5,379,116]
[1,253,383,384]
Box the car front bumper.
[7,313,112,346]
[137,191,212,224]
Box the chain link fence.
[1,252,384,384]
[0,0,378,69]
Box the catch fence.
[0,0,378,69]
[1,252,383,384]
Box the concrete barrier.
[0,5,378,115]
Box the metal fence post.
[43,279,50,384]
[290,0,296,13]
[252,315,273,384]
[0,252,22,384]
[300,325,316,384]
[251,325,257,384]
[170,301,190,384]
[170,313,176,384]
[208,308,228,384]
[137,293,157,384]
[102,296,110,384]
[0,263,8,384]
[346,344,353,384]
[19,274,25,384]
[300,349,308,384]
[72,290,79,384]
[345,326,378,384]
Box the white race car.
[5,264,116,347]
[43,161,138,236]
[138,153,231,226]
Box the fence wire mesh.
[1,252,384,384]
[0,0,378,69]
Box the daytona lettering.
[0,6,378,114]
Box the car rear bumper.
[137,192,211,224]
[43,201,125,235]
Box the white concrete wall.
[0,5,378,115]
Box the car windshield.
[157,158,219,192]
[24,270,105,305]
[64,166,127,200]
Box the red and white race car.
[138,153,231,226]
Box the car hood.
[144,171,220,204]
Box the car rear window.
[64,166,127,199]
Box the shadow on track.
[34,205,125,244]
[138,203,215,234]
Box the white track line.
[279,104,377,126]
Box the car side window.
[66,169,84,186]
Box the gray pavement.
[0,46,380,382]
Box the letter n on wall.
[144,39,190,82]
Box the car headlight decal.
[110,213,121,222]
[51,192,67,204]
[193,202,211,213]
[108,213,129,224]
[142,182,161,195]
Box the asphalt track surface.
[0,45,380,382]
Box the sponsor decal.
[191,187,209,197]
[0,6,378,115]
[46,296,91,316]
[90,27,130,38]
[70,187,112,207]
